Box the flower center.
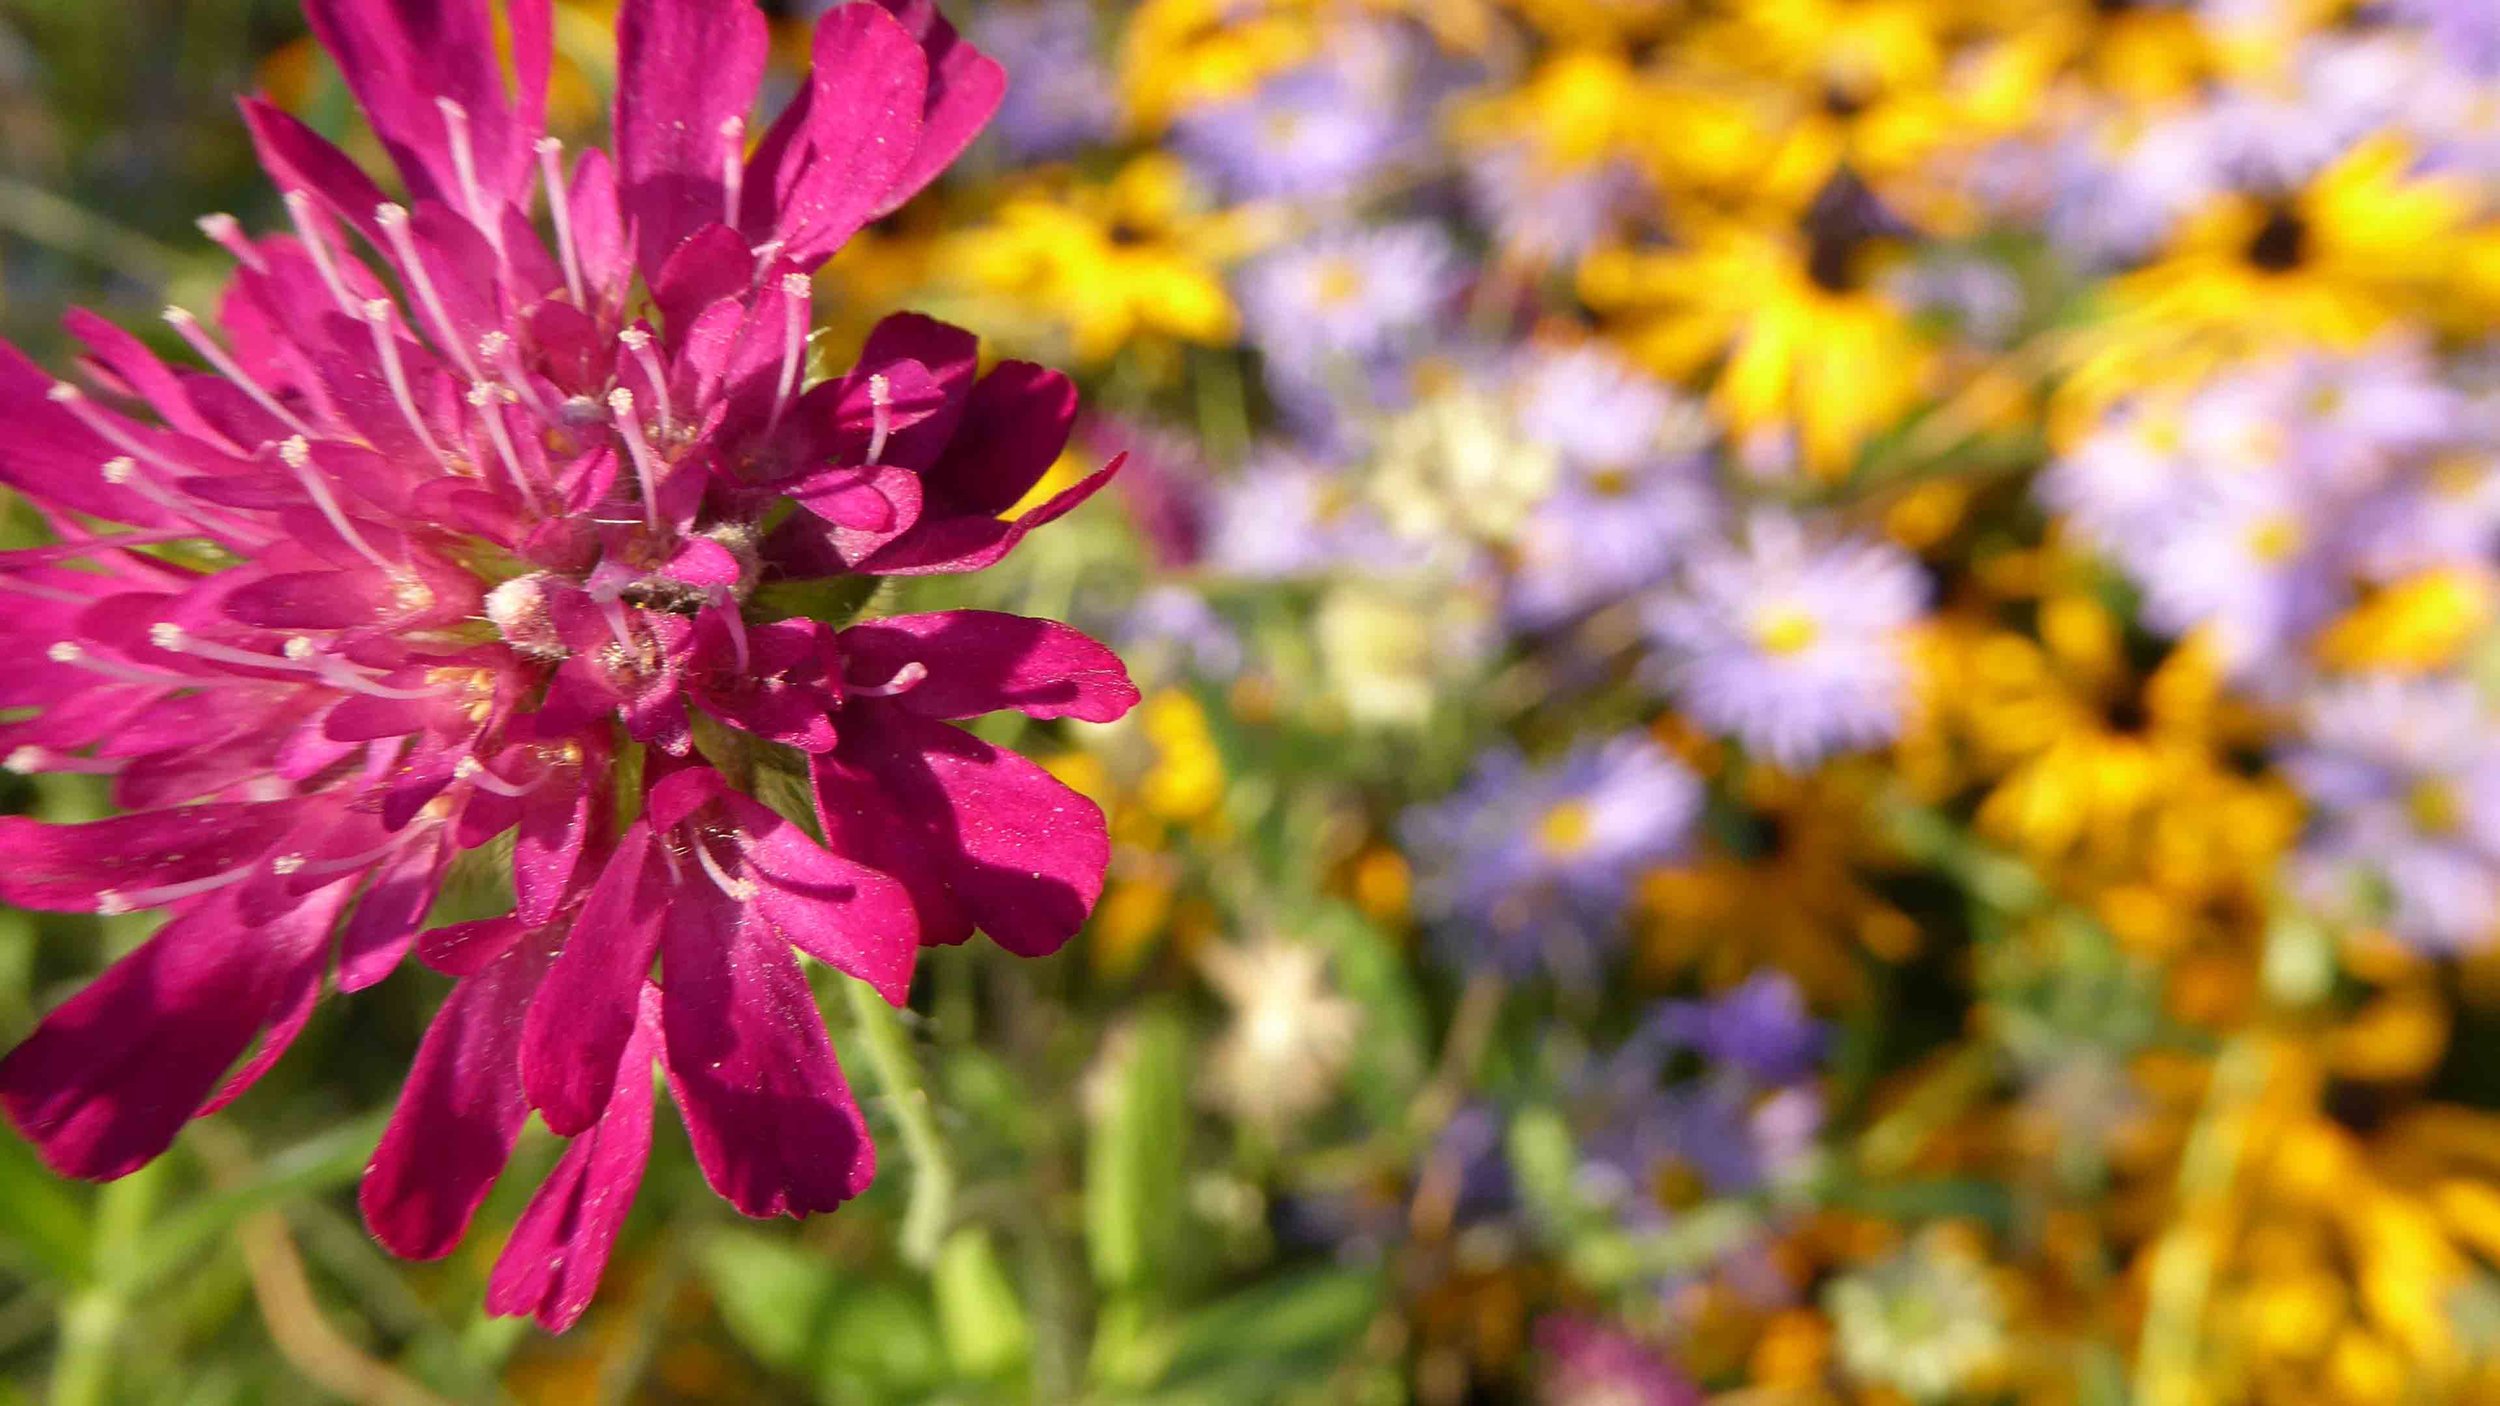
[1313,258,1365,309]
[1538,800,1597,856]
[2409,780,2464,837]
[1753,606,1822,657]
[2246,516,2303,564]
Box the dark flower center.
[2245,204,2309,273]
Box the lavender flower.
[1237,222,1458,372]
[2284,675,2500,953]
[1645,514,1928,769]
[976,0,1118,160]
[1175,61,1410,203]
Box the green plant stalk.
[51,1160,163,1406]
[843,980,956,1267]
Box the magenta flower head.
[0,0,1137,1331]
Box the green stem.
[52,1161,162,1406]
[844,981,956,1267]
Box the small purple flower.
[1533,1316,1705,1406]
[975,0,1118,161]
[1645,513,1927,769]
[1175,61,1410,203]
[2284,675,2500,953]
[2392,0,2500,76]
[1400,733,1701,981]
[1656,973,1827,1086]
[1465,143,1642,264]
[1236,222,1458,371]
[1204,445,1412,578]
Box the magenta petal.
[487,989,656,1332]
[224,569,398,631]
[616,0,769,276]
[0,883,339,1179]
[523,826,666,1135]
[337,836,453,993]
[836,708,1110,957]
[361,936,551,1260]
[870,0,1005,218]
[420,914,531,977]
[661,888,875,1218]
[238,98,392,244]
[715,789,919,1004]
[302,0,528,209]
[0,802,296,912]
[513,774,594,927]
[839,611,1139,723]
[863,457,1122,576]
[759,4,927,269]
[925,361,1079,518]
[0,341,180,529]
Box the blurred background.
[11,0,2500,1402]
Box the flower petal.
[487,987,656,1332]
[615,0,769,275]
[360,934,551,1259]
[0,802,297,913]
[661,883,874,1217]
[523,826,666,1135]
[839,610,1139,723]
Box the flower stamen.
[163,308,318,441]
[536,138,589,308]
[374,203,483,380]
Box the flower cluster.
[0,0,1134,1331]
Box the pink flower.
[0,0,1133,1331]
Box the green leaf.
[700,1229,835,1374]
[0,1130,91,1284]
[933,1227,1030,1378]
[1137,1267,1386,1402]
[1085,1009,1189,1291]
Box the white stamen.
[435,98,505,262]
[95,862,258,914]
[749,239,787,281]
[720,117,747,228]
[46,640,200,689]
[279,436,397,576]
[848,660,928,698]
[467,383,541,507]
[768,273,811,436]
[536,138,588,308]
[284,636,318,660]
[717,603,751,674]
[197,214,265,271]
[618,328,675,436]
[312,657,440,700]
[361,300,456,472]
[282,192,360,316]
[270,853,307,875]
[374,203,482,380]
[164,307,317,440]
[150,623,333,676]
[865,372,894,466]
[455,754,545,798]
[691,834,758,902]
[4,746,121,776]
[609,389,666,531]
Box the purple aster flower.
[1465,143,1643,264]
[1400,733,1701,981]
[1120,585,1244,681]
[0,0,1137,1332]
[2391,0,2500,77]
[1645,513,1927,770]
[1533,1316,1706,1406]
[1569,986,1825,1231]
[2284,675,2500,953]
[1236,222,1458,372]
[974,0,1118,161]
[1504,345,1720,627]
[1655,973,1827,1086]
[1203,445,1413,578]
[1174,59,1411,203]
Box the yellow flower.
[2072,137,2486,408]
[1583,207,1932,477]
[944,157,1245,365]
[1120,0,1318,131]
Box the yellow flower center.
[1586,467,1635,498]
[2247,516,2304,564]
[1754,607,1822,657]
[1313,258,1364,308]
[2409,781,2463,837]
[1538,800,1596,856]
